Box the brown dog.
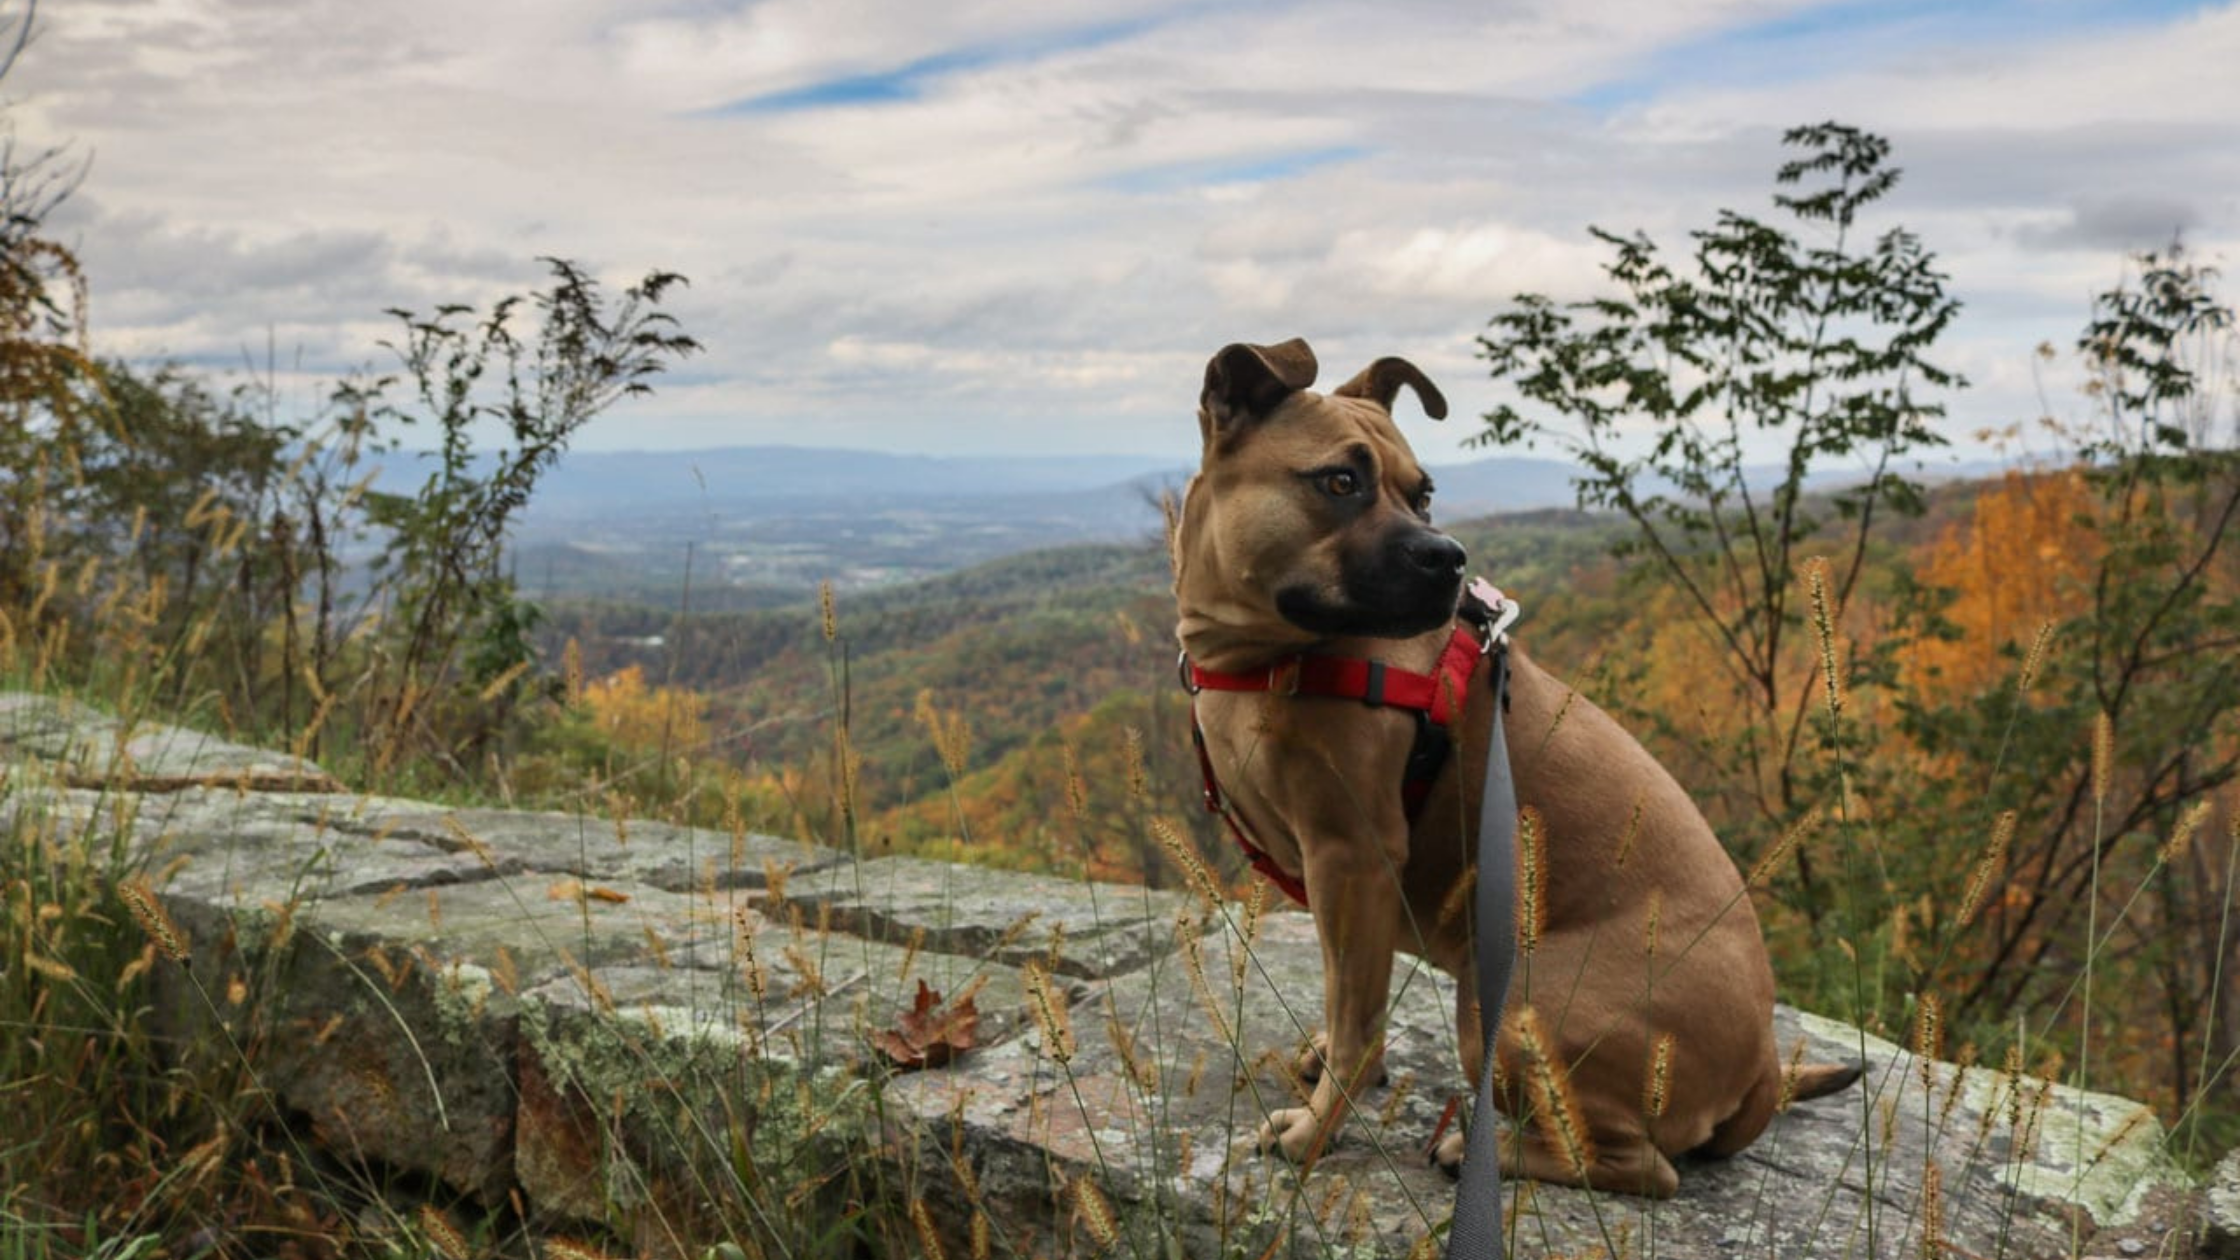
[1172,338,1858,1196]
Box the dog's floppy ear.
[1333,357,1448,420]
[1201,339,1318,444]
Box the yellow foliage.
[582,665,707,756]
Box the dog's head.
[1177,337,1465,643]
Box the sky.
[9,0,2238,465]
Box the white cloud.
[7,0,2237,462]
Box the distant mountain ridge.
[510,444,1588,529]
[467,444,2000,606]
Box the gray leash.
[1446,586,1518,1260]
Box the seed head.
[118,878,189,963]
[1957,810,2018,928]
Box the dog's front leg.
[1258,829,1403,1164]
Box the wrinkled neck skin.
[1173,474,1283,672]
[1172,472,1386,674]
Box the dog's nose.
[1405,532,1467,578]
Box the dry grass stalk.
[910,1198,949,1260]
[440,815,501,872]
[2162,798,2212,864]
[1175,912,1236,1046]
[1106,1007,1157,1091]
[992,909,1041,956]
[1160,490,1183,579]
[1514,1005,1596,1180]
[780,942,825,1000]
[24,951,75,984]
[1613,790,1646,869]
[1777,1036,1809,1112]
[1805,556,1843,722]
[898,924,925,986]
[1435,865,1476,935]
[915,689,971,779]
[1517,804,1546,955]
[2092,709,2114,807]
[1748,808,1822,890]
[476,657,533,702]
[1644,1031,1675,1121]
[1151,814,1221,908]
[117,877,189,962]
[562,635,585,707]
[1071,1175,1121,1252]
[1061,740,1089,822]
[1917,1161,1945,1260]
[2018,619,2055,691]
[1023,960,1075,1063]
[1957,810,2018,928]
[417,1204,471,1260]
[2087,1105,2155,1173]
[1378,1068,1418,1127]
[1915,993,1943,1095]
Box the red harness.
[1183,620,1487,906]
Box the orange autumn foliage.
[1911,470,2100,698]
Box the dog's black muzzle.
[1276,525,1466,640]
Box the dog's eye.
[1320,470,1360,497]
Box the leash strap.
[1447,591,1517,1260]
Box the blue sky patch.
[1571,0,2225,111]
[1100,145,1369,195]
[718,16,1158,114]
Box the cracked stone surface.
[2,693,2215,1257]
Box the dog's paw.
[1256,1107,1331,1164]
[1428,1128,1466,1176]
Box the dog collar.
[1182,608,1500,907]
[1182,620,1484,727]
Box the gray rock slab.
[3,692,2217,1257]
[778,854,1197,981]
[0,691,336,788]
[322,802,843,893]
[2204,1148,2240,1258]
[123,787,506,901]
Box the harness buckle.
[1468,576,1521,650]
[1177,650,1200,695]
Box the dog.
[1171,338,1859,1196]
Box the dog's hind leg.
[1502,1130,1681,1199]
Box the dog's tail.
[1789,1060,1866,1102]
